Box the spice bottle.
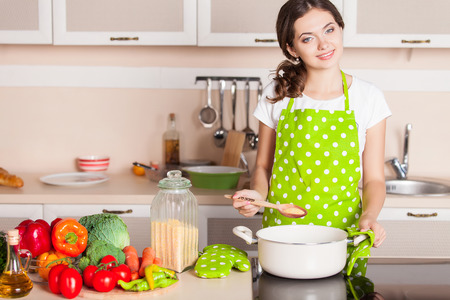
[0,229,33,298]
[163,113,180,168]
[151,170,198,272]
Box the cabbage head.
[78,213,130,250]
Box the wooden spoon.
[224,194,307,218]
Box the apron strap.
[288,71,349,111]
[341,70,350,111]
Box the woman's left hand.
[359,214,386,248]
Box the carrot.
[138,247,156,277]
[123,245,139,273]
[130,271,140,281]
[153,257,162,266]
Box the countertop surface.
[1,173,450,208]
[25,268,252,300]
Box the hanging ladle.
[242,80,257,151]
[224,194,307,218]
[198,78,218,128]
[231,79,237,130]
[213,80,228,147]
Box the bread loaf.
[0,168,24,188]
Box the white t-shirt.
[254,76,392,157]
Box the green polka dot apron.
[263,71,367,276]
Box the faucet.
[386,123,412,179]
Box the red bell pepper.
[15,219,52,257]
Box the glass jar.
[150,170,198,272]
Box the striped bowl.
[77,155,110,172]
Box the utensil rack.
[195,76,261,83]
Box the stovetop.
[251,257,450,299]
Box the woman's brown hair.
[270,0,344,102]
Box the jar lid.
[158,170,192,189]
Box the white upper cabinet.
[197,0,343,47]
[343,0,450,48]
[53,0,197,45]
[0,0,52,44]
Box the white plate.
[40,172,109,186]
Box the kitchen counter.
[0,173,242,205]
[1,173,450,208]
[25,268,252,300]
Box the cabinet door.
[378,207,450,221]
[0,0,52,44]
[53,0,196,45]
[198,0,343,47]
[0,204,43,232]
[44,204,151,254]
[343,0,450,48]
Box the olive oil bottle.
[0,229,33,298]
[164,113,180,168]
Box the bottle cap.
[7,229,19,245]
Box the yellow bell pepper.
[36,249,68,281]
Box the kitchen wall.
[1,45,449,179]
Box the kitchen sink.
[385,179,450,196]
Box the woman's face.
[287,8,343,71]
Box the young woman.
[231,0,391,275]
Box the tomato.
[83,265,98,288]
[92,270,117,292]
[59,268,83,299]
[48,264,69,294]
[100,255,118,270]
[111,264,131,285]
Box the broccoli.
[78,240,126,272]
[78,213,130,250]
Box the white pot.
[233,225,362,279]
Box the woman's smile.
[317,50,335,60]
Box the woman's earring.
[295,57,300,63]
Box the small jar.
[150,170,198,272]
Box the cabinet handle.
[254,38,277,43]
[110,37,139,41]
[401,39,430,44]
[102,209,133,214]
[407,212,437,218]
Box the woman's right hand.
[231,189,263,217]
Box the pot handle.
[347,234,369,246]
[232,226,257,245]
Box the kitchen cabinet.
[198,205,262,256]
[52,0,197,45]
[198,0,343,47]
[44,204,151,254]
[0,204,43,232]
[342,0,450,48]
[371,207,450,259]
[0,0,52,44]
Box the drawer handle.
[103,209,133,214]
[110,37,139,41]
[407,212,437,218]
[401,39,430,44]
[255,38,277,43]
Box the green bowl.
[183,166,246,189]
